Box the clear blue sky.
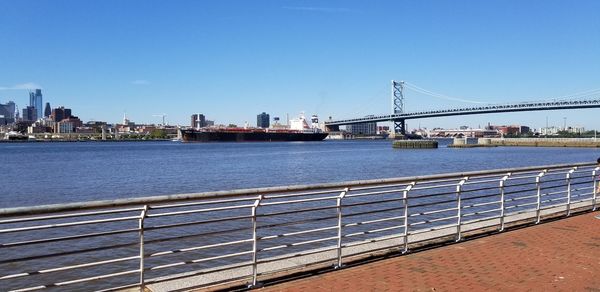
[1,0,599,129]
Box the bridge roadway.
[324,99,600,126]
[258,211,600,291]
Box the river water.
[1,139,598,208]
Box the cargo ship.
[181,114,328,142]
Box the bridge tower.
[392,80,406,136]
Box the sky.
[1,0,599,130]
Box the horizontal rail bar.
[257,214,338,230]
[145,226,251,245]
[147,204,254,218]
[149,250,254,271]
[145,214,252,231]
[460,186,501,194]
[463,178,503,185]
[0,215,140,234]
[345,188,406,198]
[463,200,501,209]
[342,233,404,249]
[343,205,406,218]
[409,198,457,209]
[539,202,569,211]
[259,226,338,241]
[259,236,338,252]
[149,196,258,210]
[12,269,140,292]
[409,223,458,235]
[463,208,502,217]
[409,206,458,217]
[0,240,139,265]
[257,205,337,218]
[343,215,405,228]
[263,189,345,200]
[342,197,404,208]
[257,246,338,265]
[1,227,139,248]
[409,215,458,226]
[143,262,254,285]
[0,207,143,224]
[463,214,502,224]
[505,194,538,202]
[147,238,253,258]
[505,201,539,209]
[411,182,461,191]
[344,225,403,238]
[260,195,339,206]
[1,256,139,280]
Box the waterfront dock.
[449,137,600,148]
[392,139,438,149]
[259,211,600,291]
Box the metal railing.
[1,162,598,291]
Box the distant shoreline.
[0,139,175,143]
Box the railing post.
[402,182,415,254]
[499,173,511,231]
[139,205,149,291]
[250,195,263,288]
[335,188,349,269]
[535,170,547,224]
[566,167,576,216]
[593,167,599,211]
[456,177,468,242]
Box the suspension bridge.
[324,81,600,135]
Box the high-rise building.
[29,89,43,120]
[257,112,270,128]
[0,101,16,124]
[51,106,72,122]
[191,114,206,129]
[22,106,37,121]
[44,102,51,118]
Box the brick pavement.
[259,211,600,291]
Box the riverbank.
[450,138,600,148]
[0,139,175,143]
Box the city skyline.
[1,1,599,128]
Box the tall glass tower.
[29,89,43,121]
[44,102,51,118]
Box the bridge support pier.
[393,119,406,138]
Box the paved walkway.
[260,211,600,292]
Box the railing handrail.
[1,161,594,217]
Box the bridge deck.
[259,211,600,291]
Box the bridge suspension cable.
[404,82,600,105]
[548,88,600,101]
[403,82,487,104]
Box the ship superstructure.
[181,113,328,142]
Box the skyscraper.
[29,89,43,120]
[0,101,16,124]
[22,106,37,121]
[44,102,51,118]
[257,112,270,128]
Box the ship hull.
[181,130,328,142]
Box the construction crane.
[152,114,167,126]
